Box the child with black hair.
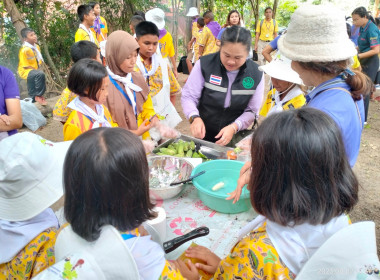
[53,41,101,123]
[63,59,117,141]
[89,2,108,43]
[134,21,182,128]
[176,108,378,280]
[75,4,99,47]
[129,15,144,36]
[17,27,47,105]
[33,128,186,279]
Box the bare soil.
[20,73,380,255]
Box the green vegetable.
[156,152,165,156]
[192,152,201,158]
[234,147,242,154]
[168,144,176,150]
[198,151,208,159]
[160,148,176,156]
[183,142,189,152]
[186,150,193,158]
[177,152,185,158]
[190,141,195,150]
[177,142,184,154]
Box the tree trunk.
[2,0,26,41]
[32,0,64,89]
[185,0,198,46]
[374,0,379,18]
[273,0,279,18]
[248,0,259,32]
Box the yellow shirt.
[0,227,57,280]
[352,55,361,69]
[193,24,203,62]
[75,28,99,47]
[137,94,156,140]
[63,105,118,141]
[256,19,279,41]
[260,88,306,117]
[198,26,219,56]
[17,44,42,80]
[134,57,181,98]
[159,31,175,58]
[90,16,108,43]
[53,87,76,123]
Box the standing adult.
[216,10,242,44]
[254,7,278,65]
[181,26,264,146]
[352,6,380,124]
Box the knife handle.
[163,226,209,254]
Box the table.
[158,184,258,260]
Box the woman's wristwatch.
[189,115,200,124]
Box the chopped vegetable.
[227,150,237,160]
[160,148,176,156]
[212,182,225,191]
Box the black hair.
[221,25,251,53]
[130,15,145,29]
[70,41,98,63]
[77,4,93,22]
[265,7,273,12]
[346,22,352,37]
[134,11,146,20]
[203,11,214,20]
[67,58,107,101]
[249,108,358,226]
[352,6,375,23]
[135,21,159,38]
[88,2,99,9]
[376,17,380,27]
[197,17,205,27]
[64,127,155,242]
[21,27,35,39]
[223,10,241,28]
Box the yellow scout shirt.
[17,44,42,80]
[197,26,219,56]
[75,28,99,47]
[53,87,76,123]
[90,16,108,43]
[256,19,279,41]
[159,31,175,58]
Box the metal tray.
[153,135,233,160]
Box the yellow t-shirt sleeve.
[75,29,87,42]
[63,122,82,141]
[197,28,208,46]
[274,21,279,33]
[166,33,175,57]
[256,21,261,33]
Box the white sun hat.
[146,8,166,30]
[186,7,199,17]
[278,4,357,62]
[0,132,72,221]
[259,52,303,85]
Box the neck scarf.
[136,53,161,79]
[68,97,112,128]
[206,20,221,39]
[267,85,301,116]
[106,67,142,115]
[93,16,102,35]
[79,23,95,43]
[23,42,44,63]
[159,29,167,40]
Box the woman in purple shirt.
[181,26,264,146]
[0,66,22,140]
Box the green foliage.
[276,0,298,27]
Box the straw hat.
[259,52,303,85]
[186,7,199,17]
[146,8,166,30]
[0,132,72,221]
[278,5,357,62]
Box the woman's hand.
[190,117,206,139]
[215,125,235,146]
[184,245,221,274]
[171,260,199,280]
[226,161,252,203]
[0,114,11,126]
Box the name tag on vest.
[209,75,222,85]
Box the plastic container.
[191,160,251,214]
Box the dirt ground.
[21,73,380,255]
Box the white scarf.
[0,208,59,264]
[79,23,96,43]
[106,67,142,115]
[238,214,349,275]
[136,53,161,79]
[23,41,44,63]
[267,85,303,116]
[68,97,112,128]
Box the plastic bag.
[235,133,253,151]
[150,120,181,142]
[20,98,46,132]
[142,139,156,154]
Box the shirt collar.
[360,20,371,33]
[305,76,347,103]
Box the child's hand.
[172,260,199,280]
[226,161,252,203]
[0,114,10,126]
[134,119,151,136]
[184,245,221,274]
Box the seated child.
[32,128,185,279]
[0,132,71,279]
[17,28,47,105]
[63,59,117,141]
[176,108,370,279]
[105,30,157,139]
[259,53,305,117]
[135,21,182,128]
[75,4,99,47]
[53,41,101,123]
[89,1,108,43]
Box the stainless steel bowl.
[148,156,194,200]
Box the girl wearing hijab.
[105,30,157,139]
